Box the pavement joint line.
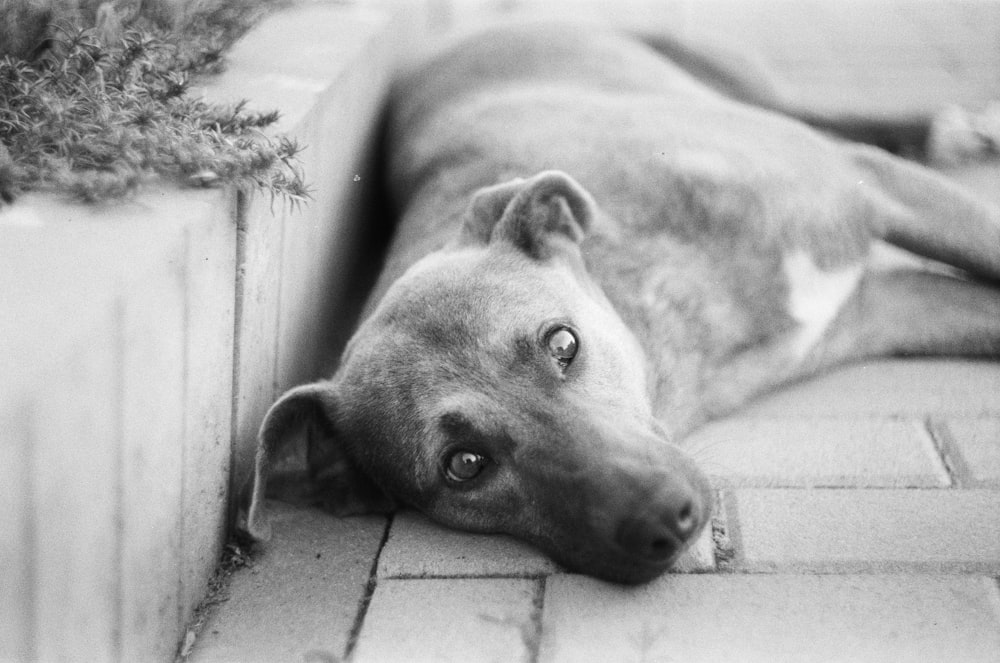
[380,572,555,580]
[342,512,394,662]
[737,561,1000,575]
[715,485,980,491]
[710,489,734,571]
[380,568,727,579]
[925,416,973,489]
[913,415,956,488]
[648,568,1000,577]
[718,490,745,571]
[525,577,546,663]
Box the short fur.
[241,24,1000,584]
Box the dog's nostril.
[650,537,671,554]
[615,492,701,562]
[675,499,696,535]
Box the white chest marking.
[782,250,864,359]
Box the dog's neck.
[582,230,796,435]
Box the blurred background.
[422,0,1000,117]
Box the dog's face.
[243,172,713,584]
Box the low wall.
[0,3,416,660]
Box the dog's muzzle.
[613,481,707,563]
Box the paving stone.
[538,573,1000,663]
[379,509,715,578]
[685,417,949,487]
[378,510,560,578]
[190,502,387,663]
[936,417,1000,488]
[352,577,540,663]
[733,489,1000,572]
[742,360,1000,417]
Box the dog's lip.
[569,551,678,585]
[537,515,709,585]
[596,535,703,584]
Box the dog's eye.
[445,451,489,482]
[547,326,578,367]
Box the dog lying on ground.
[240,23,1000,584]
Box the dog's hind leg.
[695,264,1000,428]
[805,146,1000,364]
[850,144,1000,281]
[640,32,931,155]
[811,269,1000,366]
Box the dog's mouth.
[524,479,715,585]
[537,520,708,585]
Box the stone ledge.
[0,3,411,660]
[0,186,237,663]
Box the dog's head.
[241,171,713,584]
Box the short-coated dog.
[240,23,1000,584]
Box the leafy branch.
[0,4,310,209]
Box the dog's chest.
[781,249,865,359]
[585,232,866,427]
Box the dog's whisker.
[680,433,739,464]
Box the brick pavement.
[190,306,1000,663]
[188,2,1000,661]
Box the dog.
[239,23,1000,584]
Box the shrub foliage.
[0,1,309,207]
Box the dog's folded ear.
[238,381,395,542]
[460,170,596,258]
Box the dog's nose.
[614,488,701,562]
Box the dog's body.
[243,24,1000,583]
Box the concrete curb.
[0,3,411,660]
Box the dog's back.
[377,23,908,428]
[379,24,722,279]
